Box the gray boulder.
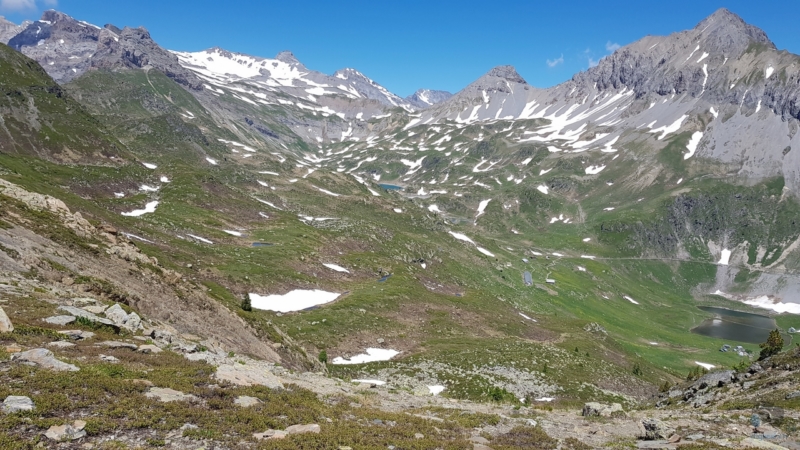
[214,364,283,389]
[44,420,86,441]
[57,305,118,329]
[641,418,675,440]
[2,396,34,414]
[0,306,13,332]
[43,315,76,326]
[104,304,128,325]
[144,387,198,403]
[582,402,623,417]
[693,370,734,390]
[234,396,262,407]
[11,348,79,372]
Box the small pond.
[378,184,403,191]
[252,242,274,247]
[691,306,777,344]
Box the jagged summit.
[405,89,453,109]
[275,50,301,65]
[486,65,527,84]
[694,8,774,49]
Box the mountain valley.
[0,7,799,449]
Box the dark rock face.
[91,27,203,90]
[405,89,453,109]
[4,11,202,90]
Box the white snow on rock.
[603,207,615,211]
[448,231,475,244]
[475,199,491,220]
[476,247,495,257]
[580,255,596,260]
[223,230,242,237]
[206,157,218,165]
[259,171,279,176]
[187,234,213,244]
[121,201,159,217]
[428,204,441,213]
[585,165,606,175]
[368,188,380,196]
[140,185,159,192]
[255,198,282,210]
[519,312,536,322]
[393,208,403,213]
[742,295,800,315]
[623,295,639,305]
[765,66,774,79]
[536,185,549,194]
[539,168,552,175]
[583,238,591,242]
[535,397,555,402]
[114,192,124,198]
[650,115,687,140]
[316,186,342,197]
[331,348,400,365]
[428,385,445,396]
[684,131,703,159]
[323,263,349,273]
[695,361,715,370]
[718,248,731,265]
[249,289,340,313]
[142,162,157,169]
[352,379,386,385]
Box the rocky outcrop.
[1,396,34,414]
[582,402,623,417]
[91,26,203,90]
[44,420,87,441]
[0,306,13,332]
[11,348,79,371]
[214,363,284,389]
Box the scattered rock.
[137,344,162,354]
[144,387,197,403]
[43,315,76,326]
[740,438,790,449]
[414,432,425,439]
[11,348,79,372]
[44,420,87,441]
[3,344,21,353]
[668,434,681,443]
[97,341,137,350]
[214,363,283,389]
[47,341,76,349]
[2,396,34,414]
[641,418,675,440]
[285,424,321,435]
[582,402,623,417]
[234,396,262,407]
[253,429,287,440]
[129,379,154,387]
[100,354,119,363]
[82,305,108,314]
[692,370,734,390]
[57,305,118,329]
[103,304,142,331]
[0,306,13,332]
[58,330,95,340]
[785,391,800,400]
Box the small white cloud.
[0,0,36,11]
[0,0,55,12]
[546,54,564,68]
[606,41,621,52]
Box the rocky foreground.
[0,180,798,449]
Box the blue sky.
[2,0,799,97]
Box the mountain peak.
[486,65,526,84]
[405,89,453,109]
[275,50,300,65]
[694,8,774,49]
